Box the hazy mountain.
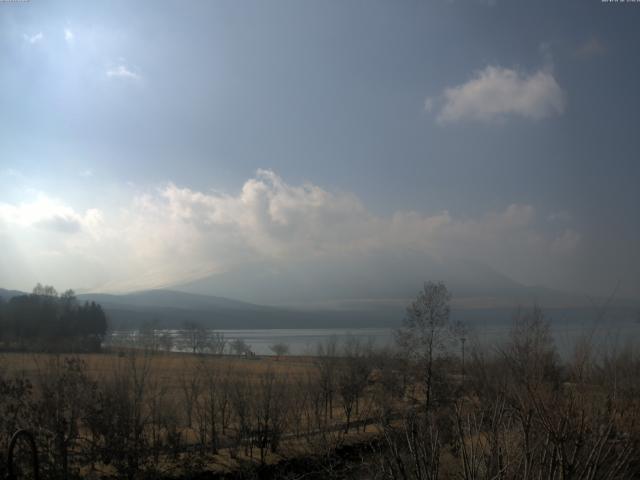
[75,288,639,331]
[76,289,403,330]
[77,289,264,312]
[173,253,625,309]
[0,285,411,329]
[3,254,637,330]
[0,288,26,302]
[0,288,26,300]
[2,283,637,331]
[174,254,519,303]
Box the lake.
[108,319,640,357]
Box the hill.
[76,289,403,330]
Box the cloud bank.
[0,171,580,298]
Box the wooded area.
[0,284,108,352]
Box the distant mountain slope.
[77,289,265,312]
[3,261,638,331]
[75,287,639,331]
[76,289,403,330]
[0,288,26,300]
[174,254,528,305]
[174,254,636,309]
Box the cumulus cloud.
[576,37,605,59]
[36,215,82,234]
[153,169,371,262]
[64,28,74,43]
[432,66,566,124]
[0,172,581,295]
[106,64,140,80]
[424,97,435,112]
[548,210,572,222]
[551,229,581,254]
[0,195,89,231]
[23,32,43,44]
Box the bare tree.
[193,357,226,453]
[32,355,94,479]
[396,281,453,412]
[158,331,174,353]
[230,338,250,356]
[182,321,208,354]
[138,320,160,353]
[269,342,289,359]
[229,377,253,457]
[208,331,227,355]
[179,359,202,429]
[316,336,339,422]
[252,370,290,463]
[376,409,442,480]
[0,375,33,477]
[85,351,154,479]
[337,337,372,433]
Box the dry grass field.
[2,312,639,479]
[0,351,317,383]
[0,348,390,478]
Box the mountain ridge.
[2,284,638,331]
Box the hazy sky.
[1,1,639,301]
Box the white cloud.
[23,32,43,44]
[0,172,581,294]
[106,64,140,80]
[36,215,82,234]
[0,194,93,233]
[548,210,572,222]
[155,169,370,261]
[2,168,24,179]
[64,28,74,43]
[423,97,435,112]
[432,66,566,124]
[551,229,581,254]
[126,174,579,294]
[576,37,605,59]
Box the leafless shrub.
[31,355,95,479]
[84,352,154,479]
[0,372,33,478]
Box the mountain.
[77,289,263,312]
[1,286,402,329]
[77,287,639,331]
[167,254,639,328]
[174,254,631,309]
[0,288,26,300]
[3,254,638,330]
[174,254,527,305]
[76,289,403,330]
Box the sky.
[0,0,639,303]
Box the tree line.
[0,284,108,352]
[112,320,291,358]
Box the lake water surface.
[109,320,640,357]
